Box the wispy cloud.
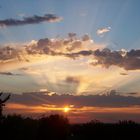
[65,76,81,84]
[0,14,62,27]
[97,27,111,36]
[0,72,22,76]
[120,72,128,76]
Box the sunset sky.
[0,0,140,122]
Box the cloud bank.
[5,90,140,108]
[0,14,62,27]
[0,34,139,71]
[91,48,140,70]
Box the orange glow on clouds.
[5,103,74,113]
[5,103,140,114]
[4,103,140,123]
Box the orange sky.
[5,103,140,123]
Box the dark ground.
[0,114,140,140]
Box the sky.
[0,0,140,122]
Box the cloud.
[0,72,22,76]
[0,14,62,27]
[120,72,128,75]
[65,76,80,84]
[0,46,19,61]
[97,27,111,36]
[0,34,101,63]
[0,35,139,71]
[127,92,138,95]
[63,50,94,59]
[90,48,140,70]
[64,76,82,94]
[3,90,140,123]
[82,34,91,41]
[63,48,140,71]
[5,90,140,108]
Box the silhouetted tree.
[0,114,140,140]
[37,114,69,140]
[0,92,10,118]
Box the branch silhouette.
[0,92,11,118]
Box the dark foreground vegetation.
[0,114,140,140]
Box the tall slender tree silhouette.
[0,92,10,118]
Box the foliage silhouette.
[0,114,140,140]
[0,92,10,118]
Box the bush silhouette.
[0,114,70,140]
[37,114,69,140]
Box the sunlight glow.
[63,106,70,113]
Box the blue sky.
[0,0,140,49]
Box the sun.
[63,106,70,113]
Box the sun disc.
[63,106,70,113]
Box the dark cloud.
[68,33,77,40]
[0,14,62,27]
[82,34,91,41]
[67,41,82,51]
[74,50,93,56]
[0,72,21,76]
[91,48,140,70]
[26,38,51,55]
[65,76,80,84]
[0,34,93,63]
[5,90,140,107]
[127,49,140,57]
[64,50,93,59]
[26,38,56,55]
[127,92,138,95]
[25,34,92,56]
[0,46,21,61]
[120,72,128,75]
